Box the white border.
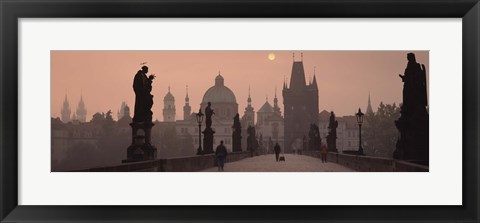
[19,18,462,205]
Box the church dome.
[201,74,237,104]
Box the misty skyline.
[51,51,429,120]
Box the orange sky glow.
[51,51,429,120]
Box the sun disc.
[268,53,276,61]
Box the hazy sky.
[51,51,429,120]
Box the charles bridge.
[72,152,428,172]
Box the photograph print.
[51,51,429,172]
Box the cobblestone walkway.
[201,154,355,172]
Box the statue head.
[141,65,149,73]
[407,53,416,63]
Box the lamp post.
[355,108,365,155]
[196,109,204,155]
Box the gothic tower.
[61,94,71,123]
[183,85,191,120]
[163,87,176,122]
[76,95,87,122]
[366,92,374,114]
[242,86,255,127]
[282,54,319,152]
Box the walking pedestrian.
[320,144,328,163]
[215,140,228,171]
[274,142,281,162]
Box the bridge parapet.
[72,151,251,172]
[302,151,428,172]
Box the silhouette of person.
[320,144,328,163]
[274,142,281,162]
[215,140,228,171]
[205,102,215,128]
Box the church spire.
[61,94,71,123]
[366,92,374,114]
[243,86,255,127]
[247,86,252,106]
[311,66,318,89]
[76,94,87,122]
[183,85,191,120]
[273,86,281,115]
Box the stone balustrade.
[301,151,429,172]
[72,151,251,172]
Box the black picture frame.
[1,0,479,222]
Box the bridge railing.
[71,151,251,172]
[302,151,429,172]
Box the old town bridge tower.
[282,55,319,152]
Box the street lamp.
[196,109,204,155]
[355,108,365,155]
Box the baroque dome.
[201,74,237,104]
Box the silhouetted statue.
[308,124,321,151]
[394,53,429,165]
[125,65,157,163]
[232,113,242,152]
[247,125,258,154]
[202,101,216,154]
[205,102,215,129]
[327,111,338,153]
[133,65,155,123]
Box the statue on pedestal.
[232,113,242,152]
[124,65,157,163]
[202,102,215,154]
[327,111,338,153]
[308,124,321,151]
[247,125,258,155]
[394,53,429,165]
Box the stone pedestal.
[202,127,215,154]
[327,135,338,153]
[123,122,157,163]
[232,133,242,152]
[394,111,429,165]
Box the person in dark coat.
[274,142,281,162]
[215,140,228,171]
[320,144,328,163]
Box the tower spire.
[311,66,318,89]
[183,85,191,120]
[247,85,252,105]
[366,92,374,114]
[273,85,281,115]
